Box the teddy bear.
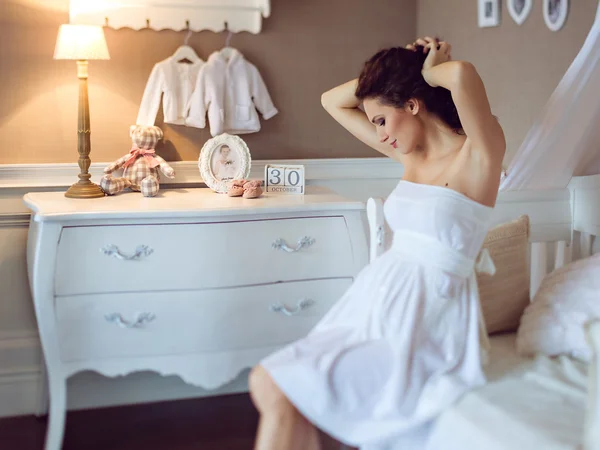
[100,125,175,197]
[227,179,263,199]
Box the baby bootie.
[227,179,247,197]
[242,180,263,199]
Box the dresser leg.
[44,374,66,450]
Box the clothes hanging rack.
[71,1,270,34]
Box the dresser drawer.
[56,278,352,362]
[55,217,355,296]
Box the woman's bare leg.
[249,365,321,450]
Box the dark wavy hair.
[355,46,464,134]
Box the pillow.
[516,252,600,362]
[476,215,530,334]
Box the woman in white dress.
[249,37,506,450]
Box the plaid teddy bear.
[100,125,175,197]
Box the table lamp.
[54,24,110,199]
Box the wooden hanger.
[173,26,201,64]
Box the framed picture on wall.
[478,0,500,28]
[508,0,533,25]
[544,0,569,31]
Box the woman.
[249,37,506,450]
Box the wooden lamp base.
[65,180,104,199]
[65,60,105,199]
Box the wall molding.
[0,332,42,376]
[0,331,43,418]
[0,372,41,418]
[0,158,403,189]
[0,214,30,227]
[0,330,39,341]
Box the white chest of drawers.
[23,186,368,450]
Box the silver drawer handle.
[101,244,154,261]
[269,299,315,316]
[376,225,385,246]
[105,312,156,329]
[272,236,315,253]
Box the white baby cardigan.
[137,57,204,126]
[186,49,278,136]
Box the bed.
[360,174,600,450]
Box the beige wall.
[418,0,598,163]
[1,0,597,165]
[0,0,416,164]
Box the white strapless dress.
[261,180,496,450]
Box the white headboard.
[366,174,600,299]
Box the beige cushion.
[477,215,530,334]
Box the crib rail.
[585,320,600,450]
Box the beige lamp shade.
[54,24,110,60]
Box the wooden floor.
[0,394,259,450]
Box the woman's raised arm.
[321,79,397,159]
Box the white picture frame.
[198,133,251,193]
[478,0,500,28]
[508,0,533,25]
[544,0,569,32]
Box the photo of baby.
[211,144,239,181]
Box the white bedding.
[484,332,535,381]
[427,333,588,450]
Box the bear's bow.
[123,147,160,169]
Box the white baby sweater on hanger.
[186,49,278,136]
[137,57,204,126]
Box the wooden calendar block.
[264,164,305,194]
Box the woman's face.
[363,98,422,155]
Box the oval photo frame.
[508,0,532,25]
[198,133,251,193]
[543,0,569,32]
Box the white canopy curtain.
[500,1,600,191]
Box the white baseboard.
[0,372,42,418]
[0,332,43,418]
[0,329,252,417]
[0,332,41,374]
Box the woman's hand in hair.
[408,37,505,161]
[406,37,452,87]
[406,36,449,54]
